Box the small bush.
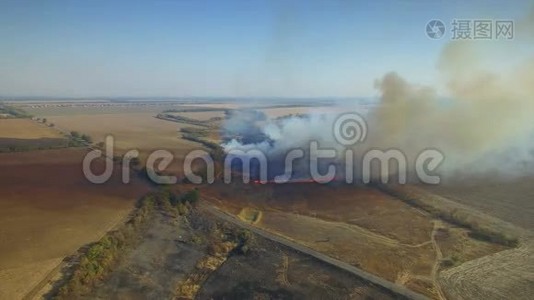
[181,189,199,206]
[81,134,93,143]
[225,228,254,255]
[440,254,460,268]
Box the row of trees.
[179,127,221,150]
[54,188,200,298]
[69,131,93,144]
[0,103,32,118]
[55,192,156,298]
[378,186,519,247]
[35,117,55,127]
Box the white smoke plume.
[223,10,534,183]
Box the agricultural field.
[21,103,194,116]
[399,182,534,300]
[0,119,67,151]
[164,103,342,123]
[438,239,534,300]
[38,111,213,179]
[382,184,534,300]
[47,112,200,154]
[418,178,534,231]
[183,103,240,109]
[0,149,149,299]
[0,119,60,139]
[201,183,510,299]
[257,104,370,119]
[168,110,226,121]
[259,106,332,118]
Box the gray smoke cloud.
[223,11,534,183]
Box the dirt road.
[201,201,430,300]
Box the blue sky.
[0,0,530,98]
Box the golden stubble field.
[169,111,226,121]
[45,112,209,178]
[0,149,149,299]
[412,181,534,300]
[47,113,200,153]
[0,119,67,151]
[0,119,62,139]
[419,179,534,231]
